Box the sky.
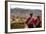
[10,2,42,10]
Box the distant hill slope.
[10,8,42,17]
